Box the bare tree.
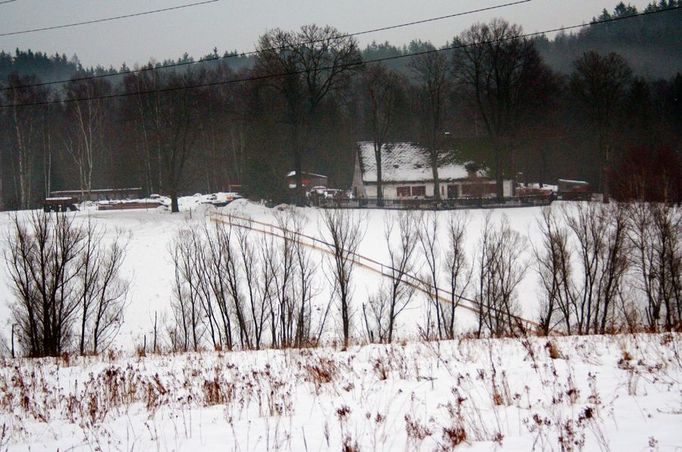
[235,222,268,349]
[170,228,206,351]
[562,203,631,334]
[570,52,632,202]
[273,210,297,347]
[256,25,362,204]
[124,70,201,213]
[454,20,552,200]
[475,213,526,337]
[6,74,50,209]
[321,209,364,348]
[363,64,404,206]
[443,211,470,339]
[77,220,128,354]
[628,203,682,331]
[418,211,442,338]
[5,212,128,357]
[291,213,317,347]
[534,207,575,335]
[64,78,111,199]
[364,211,418,343]
[410,46,450,201]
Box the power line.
[0,0,219,37]
[0,0,531,92]
[2,5,679,109]
[0,0,17,5]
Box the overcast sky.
[0,0,654,68]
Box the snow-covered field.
[1,195,544,351]
[0,333,680,450]
[1,197,681,450]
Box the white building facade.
[351,142,512,199]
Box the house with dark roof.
[351,142,512,200]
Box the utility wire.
[0,0,532,91]
[1,5,679,109]
[0,0,219,37]
[0,0,17,5]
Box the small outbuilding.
[286,171,328,190]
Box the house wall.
[364,180,513,199]
[351,152,367,198]
[366,183,437,198]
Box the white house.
[351,142,512,199]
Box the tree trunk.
[495,143,504,200]
[171,191,179,213]
[374,144,383,206]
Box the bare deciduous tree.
[77,220,128,354]
[321,209,364,348]
[6,74,50,209]
[410,46,450,201]
[64,78,111,199]
[475,213,526,337]
[418,211,444,339]
[363,64,404,206]
[454,20,552,200]
[443,211,470,339]
[364,211,417,343]
[628,203,682,331]
[256,25,362,204]
[5,212,128,357]
[570,51,632,202]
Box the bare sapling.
[218,219,252,348]
[534,207,575,335]
[443,211,470,339]
[77,220,129,354]
[321,209,365,348]
[563,203,631,334]
[364,211,417,343]
[563,203,606,334]
[169,227,206,351]
[274,209,297,347]
[291,213,317,347]
[628,202,682,331]
[474,213,526,337]
[418,211,444,340]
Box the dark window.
[397,186,411,197]
[411,186,426,196]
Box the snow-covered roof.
[557,179,589,185]
[286,171,327,179]
[357,142,474,183]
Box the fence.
[316,195,554,210]
[210,211,539,331]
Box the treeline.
[1,2,681,210]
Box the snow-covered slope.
[0,333,680,451]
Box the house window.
[411,186,426,197]
[397,186,411,197]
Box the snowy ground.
[0,198,681,450]
[1,195,546,351]
[0,333,680,451]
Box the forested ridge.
[1,1,681,210]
